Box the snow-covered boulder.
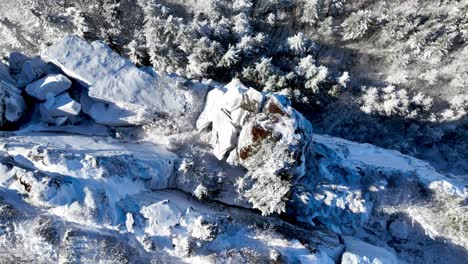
[0,81,26,127]
[25,74,72,100]
[196,79,264,160]
[196,79,313,215]
[79,91,153,126]
[141,200,182,236]
[42,93,81,117]
[341,236,399,264]
[9,52,50,88]
[39,92,81,126]
[0,62,15,84]
[42,36,207,126]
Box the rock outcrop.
[196,78,313,215]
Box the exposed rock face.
[42,36,206,126]
[0,81,26,128]
[196,78,313,215]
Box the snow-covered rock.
[39,92,81,126]
[79,91,153,126]
[25,74,71,100]
[290,134,467,236]
[389,219,409,240]
[141,200,182,236]
[42,93,81,117]
[196,79,264,160]
[0,81,26,127]
[196,78,313,215]
[0,133,176,190]
[341,236,399,264]
[42,36,207,126]
[8,52,50,88]
[0,62,15,84]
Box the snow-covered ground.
[0,36,466,263]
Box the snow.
[25,74,72,100]
[42,36,206,126]
[1,81,26,123]
[141,200,182,236]
[42,92,81,117]
[341,236,399,264]
[0,36,466,263]
[0,133,177,189]
[0,61,15,84]
[314,134,466,198]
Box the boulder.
[39,93,81,126]
[80,91,152,126]
[42,93,81,117]
[42,36,206,126]
[196,78,313,215]
[9,52,50,88]
[196,79,265,160]
[341,236,399,264]
[0,81,26,127]
[25,74,72,100]
[389,219,409,240]
[0,62,15,84]
[8,52,29,75]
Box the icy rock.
[0,62,15,84]
[341,236,399,264]
[0,81,26,126]
[42,36,206,126]
[389,219,409,240]
[25,74,72,100]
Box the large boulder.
[341,236,399,264]
[9,52,51,88]
[0,81,26,128]
[42,36,206,126]
[0,62,15,84]
[25,74,72,100]
[196,79,313,215]
[39,92,81,126]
